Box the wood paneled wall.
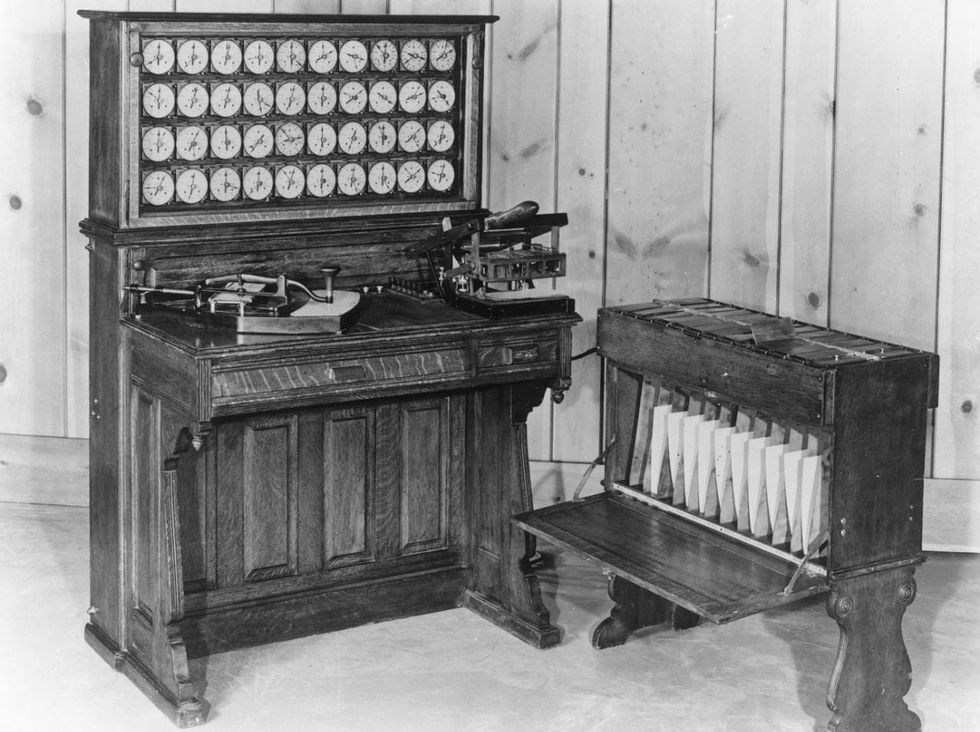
[1,0,976,484]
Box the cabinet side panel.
[88,19,124,226]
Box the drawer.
[477,333,559,371]
[211,345,471,404]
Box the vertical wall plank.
[830,0,943,350]
[605,0,714,307]
[709,0,785,312]
[275,0,341,11]
[339,0,390,13]
[552,0,609,463]
[777,0,836,326]
[389,0,488,12]
[174,0,273,12]
[935,0,980,480]
[0,6,67,436]
[485,0,560,460]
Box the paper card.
[747,436,773,537]
[729,431,752,532]
[667,410,687,505]
[630,381,659,487]
[713,426,736,524]
[697,420,722,518]
[648,404,673,497]
[682,414,706,510]
[765,444,789,545]
[801,454,822,547]
[783,448,808,553]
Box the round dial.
[368,81,397,114]
[275,164,305,199]
[397,120,426,152]
[211,82,243,118]
[176,40,209,74]
[243,124,274,158]
[243,40,274,74]
[370,39,398,71]
[175,168,208,204]
[337,163,366,195]
[209,167,242,202]
[276,40,306,73]
[400,39,427,72]
[339,81,367,114]
[306,164,336,197]
[337,122,366,155]
[142,39,175,75]
[308,40,338,73]
[210,125,243,159]
[176,83,209,117]
[368,162,396,195]
[243,82,275,116]
[339,40,368,72]
[141,127,175,162]
[397,160,425,193]
[398,81,427,113]
[211,40,242,74]
[427,159,455,192]
[427,119,455,152]
[430,39,456,71]
[175,125,208,161]
[243,166,274,200]
[276,82,306,115]
[368,121,397,154]
[142,170,175,206]
[307,82,337,114]
[427,80,456,112]
[307,122,336,156]
[275,122,306,156]
[142,83,175,119]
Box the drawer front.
[212,346,470,404]
[477,333,559,371]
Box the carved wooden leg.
[592,575,699,649]
[826,563,920,732]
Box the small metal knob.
[320,266,340,304]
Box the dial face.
[398,81,427,113]
[211,40,243,74]
[368,162,396,195]
[176,40,209,74]
[175,125,208,161]
[306,163,336,197]
[397,120,426,152]
[211,82,243,117]
[210,125,243,159]
[142,83,176,118]
[337,163,366,195]
[243,40,274,74]
[243,82,275,116]
[276,40,306,73]
[368,81,397,114]
[370,39,398,71]
[339,40,368,72]
[337,122,366,155]
[177,82,209,117]
[243,124,274,158]
[142,170,175,206]
[275,122,306,156]
[307,122,336,156]
[308,40,338,73]
[339,81,367,114]
[427,119,455,152]
[430,39,456,71]
[427,159,455,192]
[141,127,175,162]
[143,39,175,75]
[275,164,305,199]
[209,167,242,202]
[400,39,427,72]
[397,160,425,193]
[368,121,397,154]
[175,168,208,204]
[427,80,456,112]
[276,82,306,115]
[307,82,337,115]
[243,166,274,200]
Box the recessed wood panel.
[242,415,298,581]
[400,400,448,553]
[131,387,156,618]
[323,407,376,567]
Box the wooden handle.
[484,200,539,230]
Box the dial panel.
[137,31,466,213]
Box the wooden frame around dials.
[81,12,492,229]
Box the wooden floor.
[1,500,978,732]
